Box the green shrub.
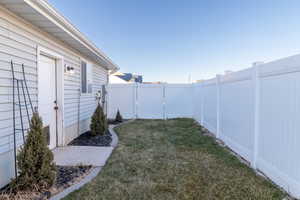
[115,109,123,123]
[90,103,107,136]
[13,112,56,191]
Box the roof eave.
[22,0,118,71]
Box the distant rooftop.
[111,72,143,83]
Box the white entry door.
[38,55,57,149]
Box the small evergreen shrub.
[115,109,123,123]
[90,103,107,136]
[13,112,56,191]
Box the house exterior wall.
[0,7,108,188]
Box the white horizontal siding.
[63,64,107,127]
[0,9,109,155]
[0,16,38,154]
[63,59,80,127]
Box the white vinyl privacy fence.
[107,84,193,119]
[107,55,300,198]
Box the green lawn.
[63,118,285,200]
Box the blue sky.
[49,0,300,83]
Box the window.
[81,61,87,93]
[81,61,92,94]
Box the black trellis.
[11,61,34,178]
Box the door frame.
[37,46,64,148]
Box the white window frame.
[80,59,93,95]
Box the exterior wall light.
[65,64,75,74]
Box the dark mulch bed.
[108,119,125,125]
[0,165,92,200]
[68,131,112,147]
[55,165,92,189]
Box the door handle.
[54,100,58,110]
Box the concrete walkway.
[53,125,120,167]
[50,124,121,200]
[53,146,113,167]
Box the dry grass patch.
[63,118,285,200]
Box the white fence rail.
[107,84,193,119]
[107,55,300,198]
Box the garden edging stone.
[109,120,134,147]
[49,167,101,200]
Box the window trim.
[80,59,93,95]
